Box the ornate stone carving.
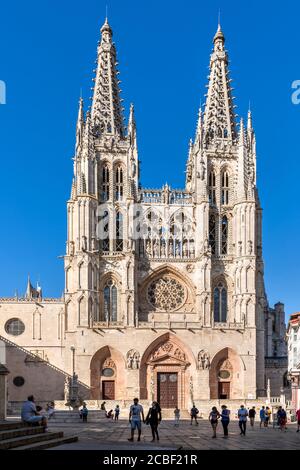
[103,358,116,370]
[198,350,210,369]
[186,264,195,273]
[126,349,140,369]
[149,341,187,363]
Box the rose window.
[147,276,185,311]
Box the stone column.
[0,364,9,421]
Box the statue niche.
[126,349,140,369]
[198,350,210,370]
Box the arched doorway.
[90,346,125,400]
[139,333,195,409]
[209,348,244,399]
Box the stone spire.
[91,18,125,138]
[203,23,237,145]
[237,118,248,199]
[75,97,85,154]
[128,103,136,148]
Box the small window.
[209,214,217,254]
[5,319,25,336]
[13,376,25,387]
[208,171,216,205]
[213,283,227,323]
[102,368,114,377]
[221,171,229,205]
[102,165,110,202]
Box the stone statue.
[199,157,205,180]
[198,350,210,370]
[127,350,140,369]
[69,241,75,256]
[127,354,133,369]
[186,163,192,182]
[81,236,87,251]
[132,356,139,369]
[64,377,69,401]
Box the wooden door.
[157,373,178,408]
[102,381,115,400]
[218,381,230,399]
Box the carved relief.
[126,349,140,369]
[149,342,186,363]
[103,358,116,370]
[198,350,210,369]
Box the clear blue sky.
[0,0,299,320]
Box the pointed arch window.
[102,165,110,202]
[99,210,109,252]
[115,166,124,201]
[116,211,123,252]
[103,280,118,322]
[221,216,228,255]
[214,283,227,323]
[221,171,229,205]
[209,171,216,206]
[209,214,217,255]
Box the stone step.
[0,431,64,450]
[0,426,44,441]
[14,435,78,450]
[0,422,27,431]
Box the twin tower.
[62,18,276,404]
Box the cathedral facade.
[0,19,288,409]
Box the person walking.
[249,407,256,428]
[128,398,145,442]
[265,406,271,427]
[190,403,199,425]
[296,408,300,432]
[80,403,88,423]
[146,401,162,442]
[174,406,180,427]
[259,406,266,428]
[209,406,220,438]
[277,406,287,432]
[238,405,248,436]
[220,405,230,438]
[114,405,120,421]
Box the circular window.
[169,374,178,383]
[5,319,25,336]
[13,376,25,387]
[219,370,230,379]
[102,368,114,377]
[147,276,185,311]
[159,374,167,383]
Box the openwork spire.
[203,24,237,145]
[91,18,125,138]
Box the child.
[114,405,120,421]
[106,409,114,419]
[174,407,180,426]
[46,402,55,419]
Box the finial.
[106,4,108,21]
[213,11,225,43]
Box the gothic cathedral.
[0,19,288,409]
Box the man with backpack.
[190,403,199,425]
